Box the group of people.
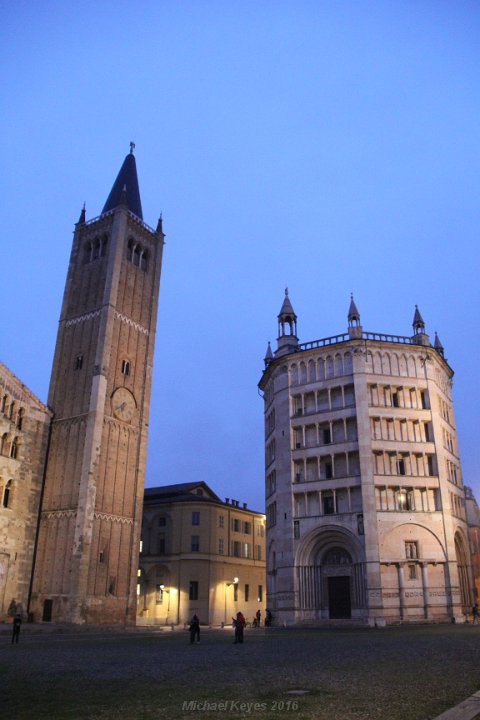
[189,608,274,644]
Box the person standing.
[255,609,261,627]
[233,611,246,644]
[11,614,22,644]
[472,604,479,625]
[189,614,200,643]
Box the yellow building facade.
[137,482,266,627]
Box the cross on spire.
[130,141,135,155]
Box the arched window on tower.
[10,437,19,460]
[121,359,131,377]
[1,433,8,456]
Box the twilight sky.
[1,1,479,512]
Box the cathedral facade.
[259,291,472,625]
[29,148,164,624]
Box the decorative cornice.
[65,310,101,328]
[114,311,149,336]
[94,511,134,525]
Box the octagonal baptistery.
[259,291,472,626]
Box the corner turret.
[411,305,430,346]
[276,288,298,357]
[348,294,362,339]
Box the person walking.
[254,609,261,628]
[189,614,200,643]
[472,604,479,625]
[11,614,22,644]
[233,611,246,644]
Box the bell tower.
[30,146,164,624]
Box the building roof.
[144,482,222,504]
[143,482,265,515]
[0,360,51,414]
[102,146,143,220]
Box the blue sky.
[1,1,479,511]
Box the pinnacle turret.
[264,341,273,367]
[276,288,298,357]
[434,332,444,357]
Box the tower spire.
[348,293,362,339]
[276,288,298,357]
[102,144,143,219]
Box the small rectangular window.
[158,534,165,554]
[232,518,241,532]
[408,564,417,580]
[192,511,200,526]
[156,585,164,604]
[74,355,83,370]
[244,584,249,602]
[189,581,198,601]
[219,515,224,528]
[121,360,130,376]
[218,538,224,555]
[191,535,200,552]
[258,585,263,602]
[234,583,238,602]
[243,521,251,534]
[293,520,300,539]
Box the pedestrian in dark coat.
[233,611,246,643]
[189,614,200,643]
[11,614,22,644]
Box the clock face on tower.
[111,387,136,422]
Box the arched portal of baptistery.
[295,526,366,622]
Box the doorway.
[328,576,351,619]
[42,599,53,622]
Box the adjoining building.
[0,362,51,619]
[138,482,266,627]
[465,486,480,602]
[259,291,472,626]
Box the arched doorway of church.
[323,547,352,619]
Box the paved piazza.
[1,623,480,719]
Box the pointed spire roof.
[102,143,143,219]
[77,203,86,225]
[434,332,444,356]
[264,341,273,365]
[412,305,425,332]
[348,293,360,324]
[278,287,297,319]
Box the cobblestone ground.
[1,623,480,720]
